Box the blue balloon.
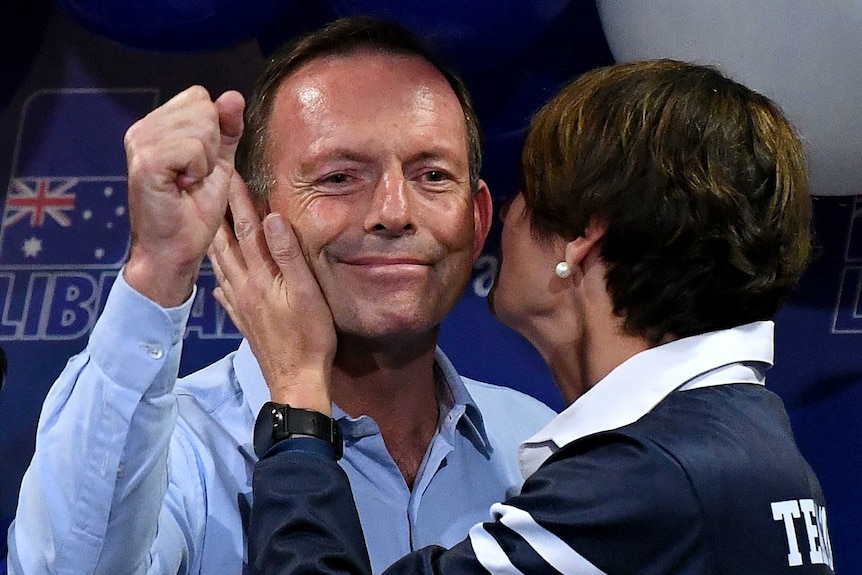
[56,0,292,52]
[327,0,568,76]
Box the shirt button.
[142,343,164,359]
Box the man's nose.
[365,171,415,235]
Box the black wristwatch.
[253,401,343,460]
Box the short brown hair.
[521,59,811,344]
[236,16,482,204]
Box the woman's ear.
[565,218,607,268]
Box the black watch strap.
[255,402,343,460]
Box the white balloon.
[597,0,862,196]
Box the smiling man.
[7,17,555,575]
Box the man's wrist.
[268,369,332,416]
[123,253,200,308]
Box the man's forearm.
[8,276,191,574]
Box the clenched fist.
[122,86,245,307]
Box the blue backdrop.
[1,2,859,573]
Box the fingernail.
[264,213,286,234]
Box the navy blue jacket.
[249,384,835,574]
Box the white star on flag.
[22,236,43,258]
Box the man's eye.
[424,170,448,182]
[323,173,351,184]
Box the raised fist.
[122,86,245,307]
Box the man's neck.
[331,334,441,489]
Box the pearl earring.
[555,261,571,279]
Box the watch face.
[253,402,277,458]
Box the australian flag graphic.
[0,88,158,268]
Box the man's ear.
[472,179,493,263]
[565,218,607,268]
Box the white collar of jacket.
[518,320,775,479]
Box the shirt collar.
[433,347,490,453]
[518,321,774,478]
[235,341,489,452]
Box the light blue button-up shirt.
[8,274,555,574]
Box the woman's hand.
[208,177,336,415]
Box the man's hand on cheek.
[209,175,335,415]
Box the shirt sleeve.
[7,272,202,575]
[247,432,708,575]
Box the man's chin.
[334,315,440,349]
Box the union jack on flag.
[4,178,77,228]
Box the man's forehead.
[264,50,470,168]
[270,52,464,132]
[277,50,454,104]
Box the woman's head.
[518,59,811,345]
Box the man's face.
[266,51,491,343]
